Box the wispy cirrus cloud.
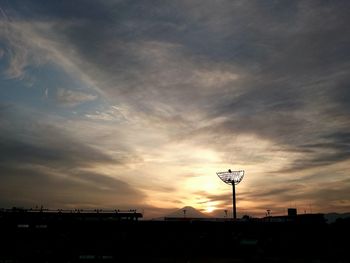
[56,88,97,107]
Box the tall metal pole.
[217,169,244,220]
[232,182,236,219]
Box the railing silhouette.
[1,207,139,214]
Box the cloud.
[0,1,350,214]
[0,25,30,79]
[0,105,146,209]
[0,47,5,59]
[0,106,134,166]
[0,17,51,79]
[196,167,350,215]
[0,134,114,168]
[65,1,349,147]
[0,106,117,169]
[44,88,48,98]
[0,164,146,209]
[56,88,97,107]
[276,132,350,173]
[84,105,128,122]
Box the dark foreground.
[0,210,349,263]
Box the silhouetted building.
[1,208,348,262]
[288,208,297,217]
[262,213,325,224]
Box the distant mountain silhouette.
[166,206,210,218]
[324,212,350,223]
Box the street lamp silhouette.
[216,169,245,219]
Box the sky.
[0,0,349,218]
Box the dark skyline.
[0,0,349,218]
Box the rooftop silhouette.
[1,207,349,262]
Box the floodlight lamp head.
[216,169,244,185]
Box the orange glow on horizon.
[205,206,216,213]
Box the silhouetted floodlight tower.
[216,169,245,219]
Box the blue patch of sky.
[0,60,105,119]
